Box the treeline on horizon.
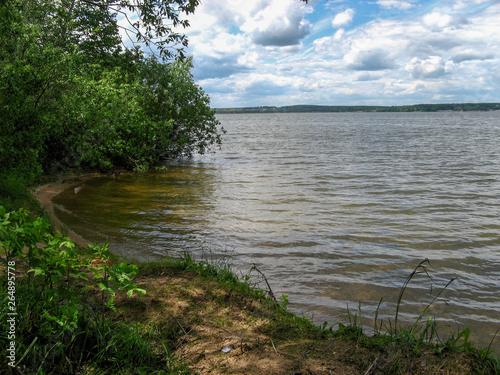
[216,102,500,114]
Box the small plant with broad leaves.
[0,206,147,372]
[88,243,146,311]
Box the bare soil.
[110,266,476,375]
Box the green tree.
[138,57,223,159]
[57,57,221,172]
[0,0,222,178]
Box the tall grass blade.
[15,337,38,367]
[410,276,457,335]
[393,258,430,334]
[374,298,383,335]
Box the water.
[53,112,500,351]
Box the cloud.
[405,56,446,79]
[344,48,396,71]
[452,0,495,10]
[200,73,297,107]
[356,72,378,81]
[421,11,469,30]
[244,79,289,98]
[332,8,355,28]
[376,0,416,10]
[239,0,312,46]
[312,28,346,56]
[451,50,495,63]
[423,12,453,28]
[325,0,349,8]
[181,0,500,107]
[185,0,312,48]
[193,55,252,79]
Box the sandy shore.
[33,173,104,247]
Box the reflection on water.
[54,167,219,260]
[53,112,500,352]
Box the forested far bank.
[0,0,223,187]
[216,102,500,114]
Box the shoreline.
[26,173,500,373]
[33,173,105,248]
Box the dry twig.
[250,264,276,301]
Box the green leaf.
[126,287,146,297]
[28,267,45,276]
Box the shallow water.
[53,112,500,352]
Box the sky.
[140,0,500,108]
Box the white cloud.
[376,0,416,10]
[218,0,313,47]
[182,0,314,83]
[452,0,495,10]
[332,8,355,28]
[181,0,500,107]
[313,28,346,56]
[405,56,446,79]
[451,49,494,63]
[423,11,454,28]
[344,48,396,71]
[325,0,348,9]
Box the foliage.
[0,206,151,373]
[88,243,146,311]
[0,173,40,213]
[0,0,223,179]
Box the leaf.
[28,267,45,276]
[127,287,146,297]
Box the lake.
[53,111,500,351]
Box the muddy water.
[53,112,500,352]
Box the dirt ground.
[111,268,476,375]
[117,271,363,375]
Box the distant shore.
[215,102,500,114]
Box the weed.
[280,294,290,309]
[88,243,146,312]
[0,207,161,374]
[334,259,500,373]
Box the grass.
[0,173,44,216]
[121,253,500,374]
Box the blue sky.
[173,0,500,107]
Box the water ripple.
[53,111,500,352]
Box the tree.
[0,0,223,178]
[55,56,221,172]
